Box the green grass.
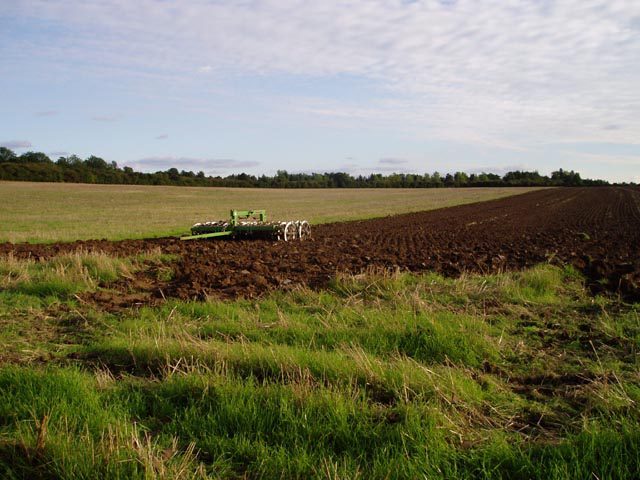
[0,249,171,298]
[0,252,638,478]
[0,250,174,364]
[0,181,544,243]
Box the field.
[1,185,639,479]
[0,181,539,243]
[4,187,639,303]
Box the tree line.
[0,147,618,188]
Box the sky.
[1,0,639,182]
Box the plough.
[181,209,311,241]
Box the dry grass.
[0,181,544,243]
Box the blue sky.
[1,0,639,182]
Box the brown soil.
[2,187,639,303]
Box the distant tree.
[328,172,352,188]
[503,170,545,186]
[0,147,17,163]
[477,173,490,183]
[19,151,51,164]
[454,171,469,187]
[0,147,614,188]
[66,155,84,166]
[84,155,109,170]
[443,173,454,187]
[0,148,16,163]
[166,168,180,181]
[551,168,582,186]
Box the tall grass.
[0,249,167,299]
[0,259,638,478]
[1,366,638,479]
[0,367,205,479]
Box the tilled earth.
[2,187,639,303]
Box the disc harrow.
[181,210,311,242]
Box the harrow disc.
[297,221,311,240]
[281,221,298,241]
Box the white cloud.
[155,134,168,140]
[4,0,640,151]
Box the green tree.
[0,147,17,163]
[453,171,469,187]
[551,169,582,186]
[84,155,109,170]
[19,151,51,164]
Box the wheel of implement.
[282,222,298,241]
[297,221,311,240]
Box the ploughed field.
[1,186,640,479]
[2,187,639,303]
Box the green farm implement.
[181,209,311,241]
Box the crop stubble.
[1,187,638,303]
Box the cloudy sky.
[1,0,639,181]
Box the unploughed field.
[0,186,639,479]
[0,181,539,243]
